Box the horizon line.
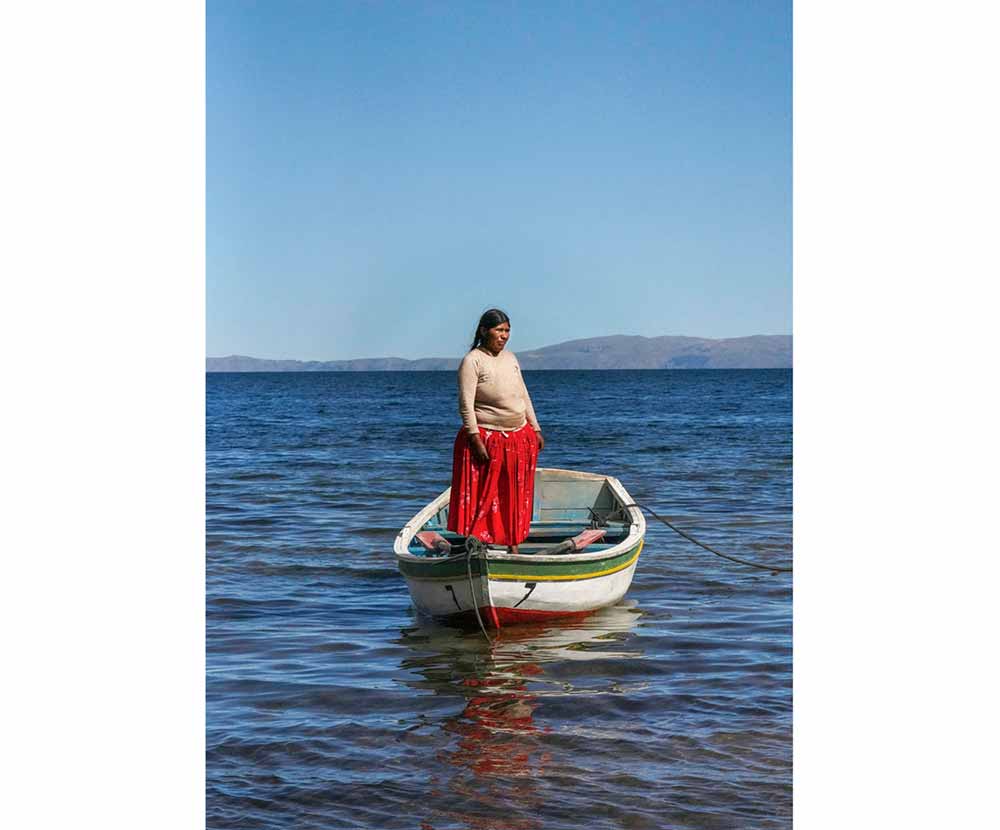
[207,332,792,363]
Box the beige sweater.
[457,348,541,435]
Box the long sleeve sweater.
[457,348,541,436]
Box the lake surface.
[207,369,792,829]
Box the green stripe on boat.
[398,540,643,583]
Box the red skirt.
[447,423,539,546]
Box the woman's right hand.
[470,434,489,464]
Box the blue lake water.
[207,369,792,829]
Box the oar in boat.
[414,528,606,556]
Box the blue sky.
[208,0,790,360]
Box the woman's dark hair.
[471,308,511,350]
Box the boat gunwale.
[393,467,646,565]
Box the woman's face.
[482,322,510,353]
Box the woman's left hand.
[535,431,545,452]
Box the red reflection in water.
[428,656,552,829]
[416,611,643,830]
[443,667,551,779]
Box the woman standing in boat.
[448,309,544,555]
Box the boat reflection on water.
[397,602,645,829]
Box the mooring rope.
[623,503,792,573]
[465,542,494,642]
[456,502,788,645]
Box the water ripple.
[208,370,792,829]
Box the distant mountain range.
[207,335,791,371]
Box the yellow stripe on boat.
[489,541,643,582]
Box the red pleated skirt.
[447,423,539,546]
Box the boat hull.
[394,468,647,629]
[398,538,644,627]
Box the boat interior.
[408,470,635,556]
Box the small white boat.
[394,467,646,628]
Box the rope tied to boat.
[453,501,788,645]
[622,502,792,573]
[464,536,495,642]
